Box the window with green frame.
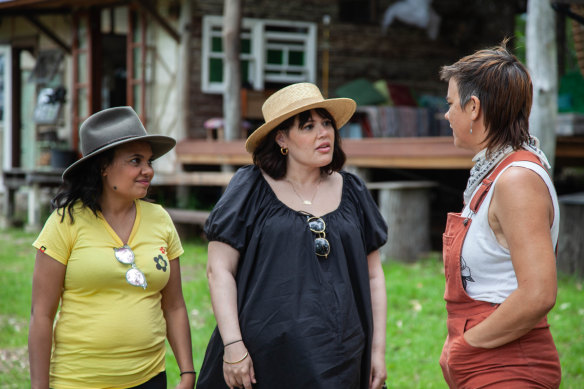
[202,16,316,93]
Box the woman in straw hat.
[438,41,561,387]
[197,83,388,389]
[29,107,196,389]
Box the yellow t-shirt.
[33,200,184,389]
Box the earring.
[470,122,473,134]
[280,147,288,156]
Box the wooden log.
[368,181,436,262]
[557,192,584,278]
[166,208,211,226]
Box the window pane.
[78,18,88,49]
[201,16,316,93]
[210,58,223,83]
[241,60,249,84]
[267,49,283,65]
[133,85,141,114]
[132,13,142,42]
[77,52,87,83]
[289,50,304,66]
[211,37,222,52]
[133,47,142,79]
[77,87,88,118]
[241,38,251,54]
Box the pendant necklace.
[286,177,322,205]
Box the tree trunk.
[526,0,558,172]
[222,0,242,141]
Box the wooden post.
[526,0,558,172]
[557,193,584,278]
[222,0,243,141]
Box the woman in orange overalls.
[438,40,562,388]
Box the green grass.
[1,228,582,388]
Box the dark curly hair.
[51,149,115,223]
[252,108,346,179]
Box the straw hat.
[245,82,356,153]
[62,106,176,180]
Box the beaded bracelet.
[180,371,197,376]
[223,351,249,364]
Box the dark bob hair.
[252,108,346,179]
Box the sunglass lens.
[126,268,147,288]
[308,217,325,233]
[314,237,330,256]
[114,246,134,264]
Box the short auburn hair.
[439,38,532,152]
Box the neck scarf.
[463,136,551,205]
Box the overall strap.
[469,150,544,213]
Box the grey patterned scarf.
[463,136,551,205]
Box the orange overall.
[439,151,561,388]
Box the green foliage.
[1,229,582,387]
[514,13,527,63]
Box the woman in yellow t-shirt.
[29,107,196,389]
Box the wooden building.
[0,0,583,261]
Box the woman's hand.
[369,349,387,389]
[207,242,255,387]
[175,372,196,389]
[222,342,256,389]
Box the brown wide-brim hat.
[62,106,176,180]
[245,82,356,153]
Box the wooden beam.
[134,0,181,43]
[24,15,71,54]
[175,138,476,169]
[174,137,584,170]
[151,171,234,186]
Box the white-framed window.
[201,16,317,93]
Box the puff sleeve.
[204,165,270,253]
[343,172,388,254]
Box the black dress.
[196,165,388,389]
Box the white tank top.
[460,161,560,304]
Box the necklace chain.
[286,178,322,205]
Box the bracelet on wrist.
[223,351,249,364]
[224,339,243,347]
[180,370,196,376]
